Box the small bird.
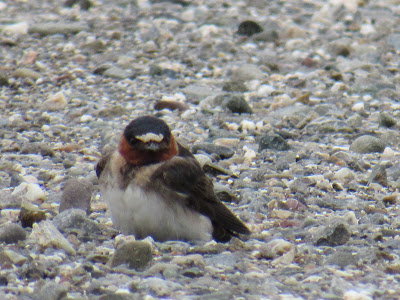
[96,115,250,242]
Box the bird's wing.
[148,156,250,242]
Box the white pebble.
[351,102,364,112]
[333,167,355,182]
[42,91,68,111]
[3,21,28,35]
[25,183,47,201]
[343,290,372,300]
[80,114,94,123]
[257,84,275,96]
[194,154,212,167]
[241,120,256,131]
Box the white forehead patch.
[135,133,164,143]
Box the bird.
[96,115,250,243]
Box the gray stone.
[13,68,41,80]
[349,135,386,154]
[326,249,359,268]
[368,164,388,187]
[182,84,216,103]
[20,142,54,157]
[60,179,93,214]
[109,241,153,270]
[259,134,290,151]
[103,66,132,79]
[53,209,101,239]
[192,143,234,159]
[222,81,248,92]
[0,223,27,244]
[387,33,400,52]
[379,112,396,128]
[34,281,68,300]
[29,22,90,35]
[314,223,350,246]
[231,63,265,82]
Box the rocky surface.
[1,0,400,299]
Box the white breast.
[101,184,213,242]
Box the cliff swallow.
[96,115,250,242]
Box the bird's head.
[118,116,178,166]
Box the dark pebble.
[368,164,388,187]
[19,203,46,228]
[59,179,93,214]
[259,134,290,152]
[237,20,263,37]
[225,95,253,114]
[222,81,248,92]
[0,224,27,244]
[0,74,9,86]
[109,241,153,271]
[154,100,189,112]
[314,223,350,246]
[379,112,396,128]
[192,143,234,159]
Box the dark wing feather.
[148,156,250,242]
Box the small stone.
[349,135,386,154]
[171,254,204,267]
[194,154,212,167]
[225,95,252,114]
[333,168,356,183]
[192,143,234,159]
[231,64,265,82]
[314,223,351,246]
[368,164,388,187]
[379,112,396,128]
[0,74,9,86]
[182,84,216,103]
[0,223,27,244]
[0,250,27,266]
[237,20,263,37]
[19,202,46,228]
[34,281,68,300]
[154,100,189,112]
[13,68,41,80]
[260,239,293,258]
[2,21,29,35]
[42,92,68,111]
[109,241,153,270]
[25,183,47,202]
[222,80,248,92]
[28,22,90,35]
[103,66,132,79]
[29,221,76,255]
[20,142,54,157]
[59,179,93,214]
[326,249,359,268]
[259,134,290,151]
[53,209,101,238]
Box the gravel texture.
[1,0,400,299]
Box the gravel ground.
[1,0,400,299]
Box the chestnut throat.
[118,135,178,166]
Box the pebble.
[34,281,68,300]
[0,223,27,244]
[368,164,388,187]
[237,20,263,37]
[103,67,132,79]
[258,134,290,151]
[19,202,46,228]
[29,221,76,255]
[333,168,356,183]
[378,112,396,128]
[231,64,265,82]
[28,22,90,35]
[53,209,101,238]
[42,91,68,111]
[314,223,351,247]
[109,241,153,271]
[225,95,253,114]
[59,179,93,214]
[13,68,41,80]
[192,143,234,159]
[20,142,54,157]
[349,135,386,154]
[0,250,27,266]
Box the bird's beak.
[144,142,160,151]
